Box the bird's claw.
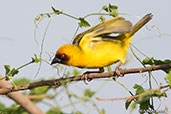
[81,72,92,85]
[115,67,124,77]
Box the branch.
[0,64,171,95]
[96,85,170,101]
[27,94,53,100]
[0,75,44,114]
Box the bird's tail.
[128,13,153,37]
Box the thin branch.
[27,94,53,100]
[96,85,170,102]
[164,97,169,114]
[0,64,171,95]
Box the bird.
[51,13,152,81]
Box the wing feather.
[72,17,132,48]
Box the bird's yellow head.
[51,44,81,66]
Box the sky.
[0,0,171,114]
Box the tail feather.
[128,13,153,37]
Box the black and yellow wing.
[72,17,133,46]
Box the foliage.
[3,65,19,81]
[166,71,171,86]
[0,104,27,114]
[1,54,41,81]
[84,89,95,98]
[143,57,171,73]
[102,3,118,17]
[46,107,65,114]
[124,58,171,113]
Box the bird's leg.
[115,62,124,77]
[81,67,104,84]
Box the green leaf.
[102,4,118,17]
[4,66,19,80]
[0,102,7,113]
[34,14,45,22]
[75,111,82,114]
[4,65,10,75]
[73,69,81,76]
[4,65,19,80]
[78,18,90,27]
[112,77,117,81]
[81,97,90,101]
[84,89,95,98]
[47,13,51,18]
[69,93,78,98]
[30,86,50,103]
[133,84,145,95]
[131,102,136,109]
[143,57,154,65]
[108,4,118,17]
[102,5,108,11]
[143,57,171,65]
[30,86,50,95]
[143,58,171,73]
[13,78,30,86]
[125,99,133,110]
[7,104,27,114]
[152,89,166,97]
[99,109,105,114]
[47,107,64,114]
[166,71,171,86]
[51,6,62,15]
[133,84,152,111]
[139,99,150,111]
[11,68,19,76]
[5,74,12,81]
[130,102,137,113]
[32,54,41,63]
[99,16,105,22]
[107,66,112,72]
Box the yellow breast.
[67,36,132,68]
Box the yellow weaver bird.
[51,13,152,76]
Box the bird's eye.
[60,53,66,59]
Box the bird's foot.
[115,67,124,77]
[81,73,89,85]
[81,71,93,85]
[81,71,101,85]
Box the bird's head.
[51,44,80,65]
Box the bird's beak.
[51,57,61,65]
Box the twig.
[27,94,53,99]
[0,64,171,95]
[96,85,170,102]
[164,97,169,114]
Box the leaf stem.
[115,80,134,96]
[16,61,34,71]
[83,13,109,18]
[61,12,79,20]
[130,45,145,67]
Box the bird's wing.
[72,17,132,46]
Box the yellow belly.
[75,40,130,68]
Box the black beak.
[50,57,61,65]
